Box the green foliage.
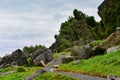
[59,50,120,77]
[101,0,120,35]
[27,57,32,66]
[54,9,105,52]
[86,16,96,27]
[23,44,46,54]
[16,66,26,72]
[73,9,86,21]
[0,67,41,80]
[35,72,78,80]
[54,52,71,59]
[0,67,13,72]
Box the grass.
[34,72,78,80]
[54,52,71,59]
[0,66,41,80]
[0,67,13,72]
[59,50,120,77]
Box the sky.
[0,0,104,57]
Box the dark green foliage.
[73,9,86,20]
[86,16,96,27]
[16,67,26,72]
[23,44,46,54]
[52,9,105,52]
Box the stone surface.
[79,45,92,59]
[71,46,80,56]
[101,32,120,49]
[0,49,28,68]
[107,75,120,80]
[33,54,46,66]
[107,46,120,54]
[32,48,53,66]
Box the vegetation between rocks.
[59,50,120,77]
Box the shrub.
[16,67,26,72]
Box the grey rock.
[107,46,120,54]
[107,75,120,80]
[79,45,92,59]
[32,48,53,66]
[71,46,80,56]
[33,54,46,66]
[43,49,53,63]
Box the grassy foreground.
[34,72,78,80]
[59,50,120,77]
[0,66,41,80]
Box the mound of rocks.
[0,48,53,68]
[31,48,53,66]
[0,49,28,68]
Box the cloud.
[0,0,104,57]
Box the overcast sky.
[0,0,104,57]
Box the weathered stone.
[101,32,120,49]
[43,49,53,63]
[107,46,120,54]
[71,46,80,56]
[79,45,92,59]
[32,48,53,66]
[107,75,120,80]
[33,54,46,66]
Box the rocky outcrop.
[70,46,80,56]
[31,48,53,66]
[0,48,53,68]
[0,49,28,68]
[50,20,95,52]
[79,45,92,59]
[101,32,120,49]
[98,0,120,34]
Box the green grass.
[0,67,13,72]
[0,66,41,80]
[34,72,78,80]
[54,52,71,59]
[59,50,120,77]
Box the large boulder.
[32,48,53,66]
[43,49,53,63]
[10,49,28,66]
[70,46,80,56]
[79,45,92,59]
[33,54,46,66]
[0,49,28,68]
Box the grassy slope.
[59,50,120,77]
[0,66,41,80]
[34,72,78,80]
[54,52,71,59]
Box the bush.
[16,67,26,72]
